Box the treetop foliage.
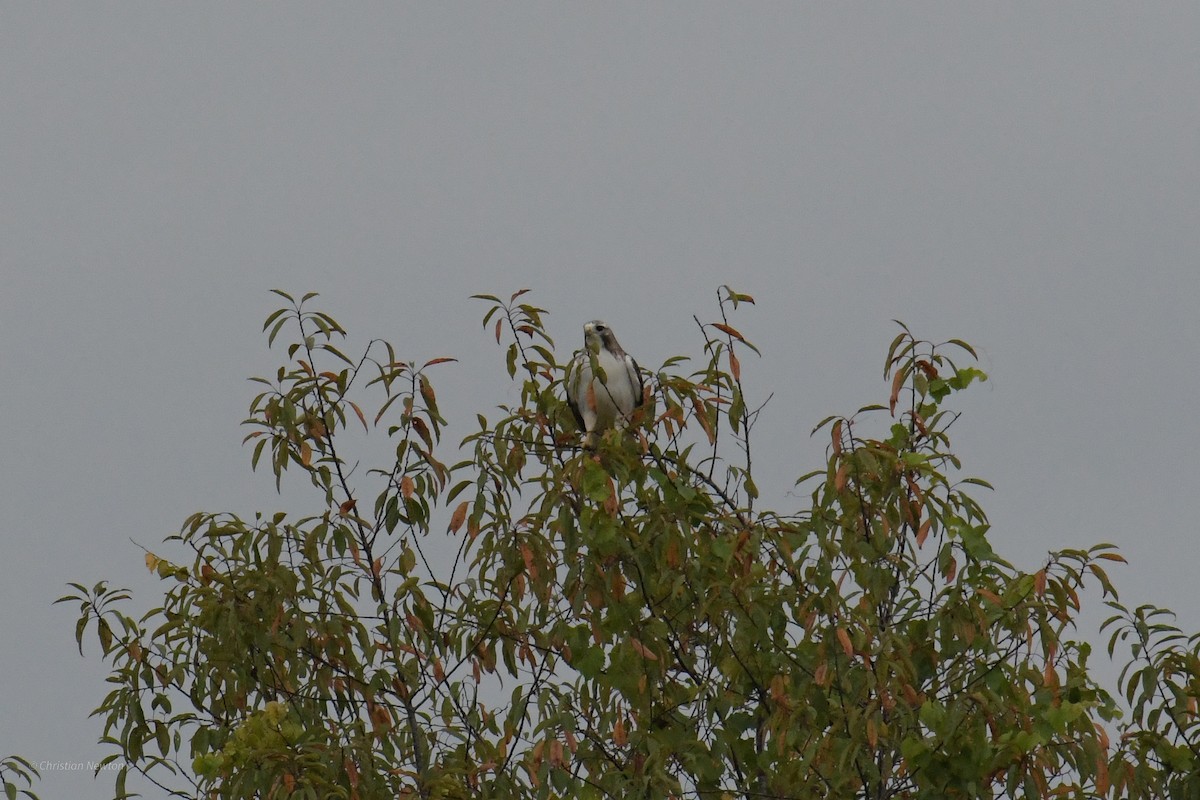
[33,288,1200,800]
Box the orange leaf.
[976,588,1002,606]
[834,461,849,493]
[889,367,906,416]
[339,497,357,516]
[912,410,928,436]
[916,518,931,548]
[711,323,745,342]
[728,350,741,382]
[1043,660,1058,688]
[831,420,843,456]
[348,401,368,432]
[603,480,618,517]
[411,417,433,450]
[1034,569,1047,597]
[769,674,790,706]
[613,717,627,747]
[419,377,437,410]
[692,398,715,444]
[1097,552,1127,563]
[520,543,537,579]
[836,627,854,656]
[630,637,659,661]
[401,475,414,499]
[423,357,458,368]
[814,663,829,687]
[370,702,392,732]
[494,318,503,344]
[300,441,313,467]
[665,537,680,568]
[200,564,217,585]
[448,501,469,534]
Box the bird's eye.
[595,324,606,331]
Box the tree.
[57,288,1200,799]
[0,756,40,800]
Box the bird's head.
[582,320,613,354]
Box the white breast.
[572,349,638,432]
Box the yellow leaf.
[144,552,160,573]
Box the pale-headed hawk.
[566,320,645,439]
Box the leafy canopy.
[47,288,1200,800]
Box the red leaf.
[494,318,503,344]
[422,357,458,368]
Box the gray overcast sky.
[3,5,1198,796]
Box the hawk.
[566,320,645,440]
